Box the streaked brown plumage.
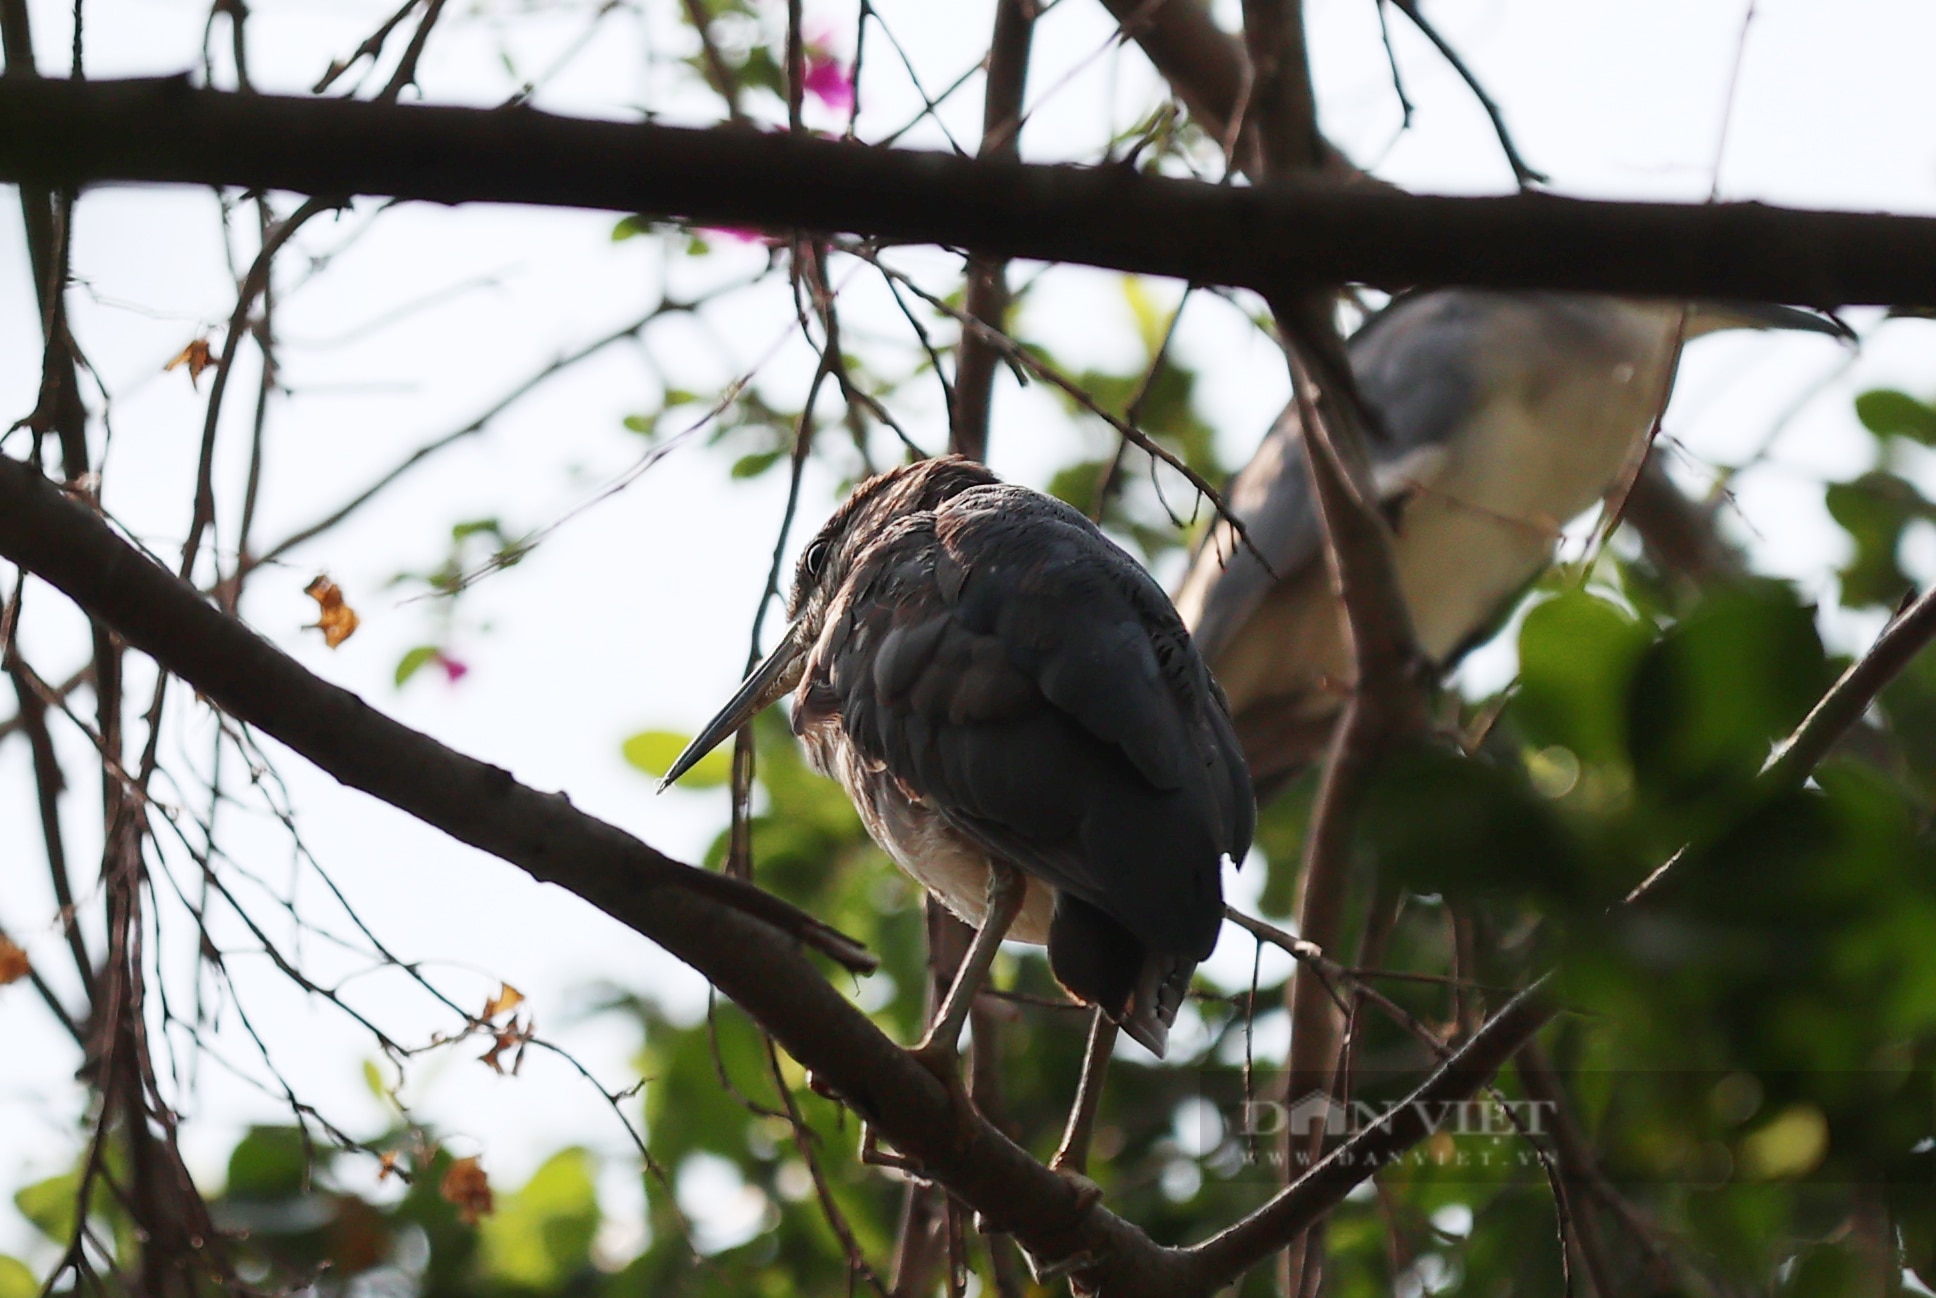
[668,456,1255,1056]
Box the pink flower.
[434,650,470,683]
[803,49,854,113]
[699,225,767,244]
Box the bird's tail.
[1120,951,1193,1058]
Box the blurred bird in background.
[664,456,1254,1167]
[1175,290,1852,790]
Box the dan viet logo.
[1242,1091,1556,1141]
[1197,1087,1563,1178]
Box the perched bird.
[664,456,1255,1075]
[1175,290,1851,789]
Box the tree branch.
[4,78,1936,307]
[948,0,1034,460]
[1186,978,1556,1287]
[0,451,1234,1295]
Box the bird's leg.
[1049,1006,1116,1179]
[912,862,1026,1067]
[1021,1019,1112,1290]
[862,868,1025,1172]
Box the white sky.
[4,0,1936,1271]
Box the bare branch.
[0,450,1218,1294]
[5,79,1936,307]
[1185,978,1556,1287]
[949,0,1036,460]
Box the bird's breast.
[794,708,1054,943]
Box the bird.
[662,456,1255,1163]
[1174,290,1851,790]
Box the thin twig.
[859,249,1275,571]
[1383,0,1544,186]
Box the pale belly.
[1213,367,1664,719]
[800,722,1056,944]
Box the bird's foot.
[906,1037,981,1150]
[1013,1165,1105,1282]
[1024,1245,1103,1287]
[858,1121,925,1177]
[856,1039,978,1175]
[1046,1164,1103,1212]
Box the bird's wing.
[823,487,1251,958]
[1178,289,1489,660]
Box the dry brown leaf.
[376,1150,402,1182]
[440,1155,494,1224]
[481,982,525,1020]
[480,1016,534,1076]
[0,936,29,986]
[304,575,361,649]
[164,337,216,388]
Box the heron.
[1174,291,1852,789]
[662,455,1255,1168]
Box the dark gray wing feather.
[830,486,1253,961]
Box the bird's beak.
[658,624,809,791]
[1686,301,1856,342]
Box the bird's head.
[659,456,997,790]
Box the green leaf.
[622,412,659,437]
[624,729,731,788]
[0,1257,37,1298]
[1625,582,1829,818]
[452,517,504,542]
[1513,591,1652,766]
[13,1171,79,1244]
[226,1126,315,1200]
[395,645,439,687]
[731,449,784,479]
[1045,459,1109,517]
[1358,744,1583,905]
[612,214,653,241]
[1123,277,1168,357]
[1824,471,1936,609]
[478,1148,600,1288]
[1854,388,1936,443]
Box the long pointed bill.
[1687,301,1856,341]
[658,624,809,791]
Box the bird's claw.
[1008,1167,1106,1283]
[1024,1245,1102,1286]
[1047,1166,1103,1213]
[856,1039,978,1175]
[858,1122,925,1176]
[906,1038,980,1149]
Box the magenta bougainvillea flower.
[803,45,854,113]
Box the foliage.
[7,0,1936,1294]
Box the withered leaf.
[0,936,29,986]
[480,1016,534,1076]
[164,337,217,389]
[440,1155,494,1224]
[304,575,361,649]
[481,982,524,1020]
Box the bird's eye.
[803,538,832,580]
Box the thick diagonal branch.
[4,79,1936,307]
[0,453,1219,1295]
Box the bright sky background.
[4,0,1936,1270]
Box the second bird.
[1175,290,1850,791]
